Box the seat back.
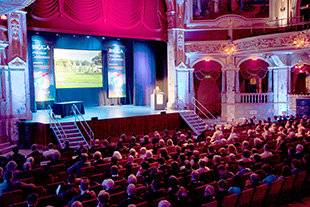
[78,166,95,178]
[82,198,98,207]
[89,184,103,195]
[46,181,66,195]
[90,173,105,185]
[0,189,23,207]
[264,179,284,205]
[221,193,238,207]
[8,201,27,207]
[236,188,254,207]
[278,175,295,200]
[37,195,57,207]
[110,191,126,204]
[49,164,66,176]
[291,171,306,194]
[201,200,218,207]
[96,163,110,173]
[199,170,214,184]
[250,184,268,207]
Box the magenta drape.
[193,60,222,80]
[28,0,167,41]
[239,59,269,79]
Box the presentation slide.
[54,48,103,88]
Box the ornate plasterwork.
[0,0,35,16]
[185,30,310,55]
[8,56,26,68]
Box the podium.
[151,92,166,110]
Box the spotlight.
[102,37,105,39]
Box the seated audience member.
[143,178,166,202]
[92,151,105,169]
[302,154,310,172]
[167,175,180,196]
[218,164,234,180]
[104,156,119,178]
[207,145,215,160]
[119,184,143,207]
[110,165,124,181]
[26,193,39,207]
[140,135,151,147]
[27,144,42,158]
[197,158,210,174]
[60,141,75,154]
[278,165,292,179]
[101,139,113,158]
[295,144,304,160]
[115,139,128,154]
[158,157,170,174]
[67,153,91,176]
[216,179,230,206]
[136,161,150,177]
[227,144,237,155]
[0,171,35,195]
[139,147,147,159]
[145,150,156,163]
[26,157,37,169]
[284,147,296,165]
[43,143,60,159]
[169,161,181,178]
[228,174,243,195]
[71,201,83,207]
[251,153,263,172]
[239,149,252,163]
[237,161,252,176]
[175,186,191,207]
[57,174,79,206]
[102,178,119,194]
[97,190,111,207]
[68,178,96,206]
[129,148,138,158]
[127,174,138,186]
[112,151,123,161]
[152,133,161,145]
[187,170,204,192]
[159,148,171,161]
[198,185,216,206]
[128,136,140,149]
[90,139,104,154]
[245,173,261,189]
[162,129,170,141]
[262,164,278,186]
[291,158,303,175]
[125,155,138,177]
[6,160,18,173]
[182,160,193,177]
[260,144,273,159]
[158,200,171,207]
[13,162,33,181]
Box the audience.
[2,115,310,206]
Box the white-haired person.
[198,185,216,206]
[295,144,304,160]
[158,200,171,207]
[102,178,119,194]
[139,147,147,159]
[145,150,155,163]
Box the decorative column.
[166,0,187,108]
[267,69,273,93]
[273,67,289,115]
[221,54,237,122]
[1,11,31,143]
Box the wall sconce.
[205,58,211,62]
[293,32,308,48]
[224,42,236,55]
[251,57,257,60]
[0,15,7,20]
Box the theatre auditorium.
[0,0,310,206]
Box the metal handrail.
[47,105,68,147]
[192,97,216,120]
[71,104,94,148]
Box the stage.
[19,105,186,148]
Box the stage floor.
[28,105,178,124]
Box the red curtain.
[291,64,310,94]
[27,0,167,41]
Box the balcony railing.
[235,93,273,104]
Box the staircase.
[48,105,94,149]
[178,97,217,135]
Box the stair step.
[0,143,17,155]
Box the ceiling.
[0,0,35,16]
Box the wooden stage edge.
[18,112,187,149]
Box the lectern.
[151,92,166,110]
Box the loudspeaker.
[160,111,166,114]
[91,117,98,120]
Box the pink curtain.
[28,0,167,41]
[239,59,269,79]
[193,60,222,80]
